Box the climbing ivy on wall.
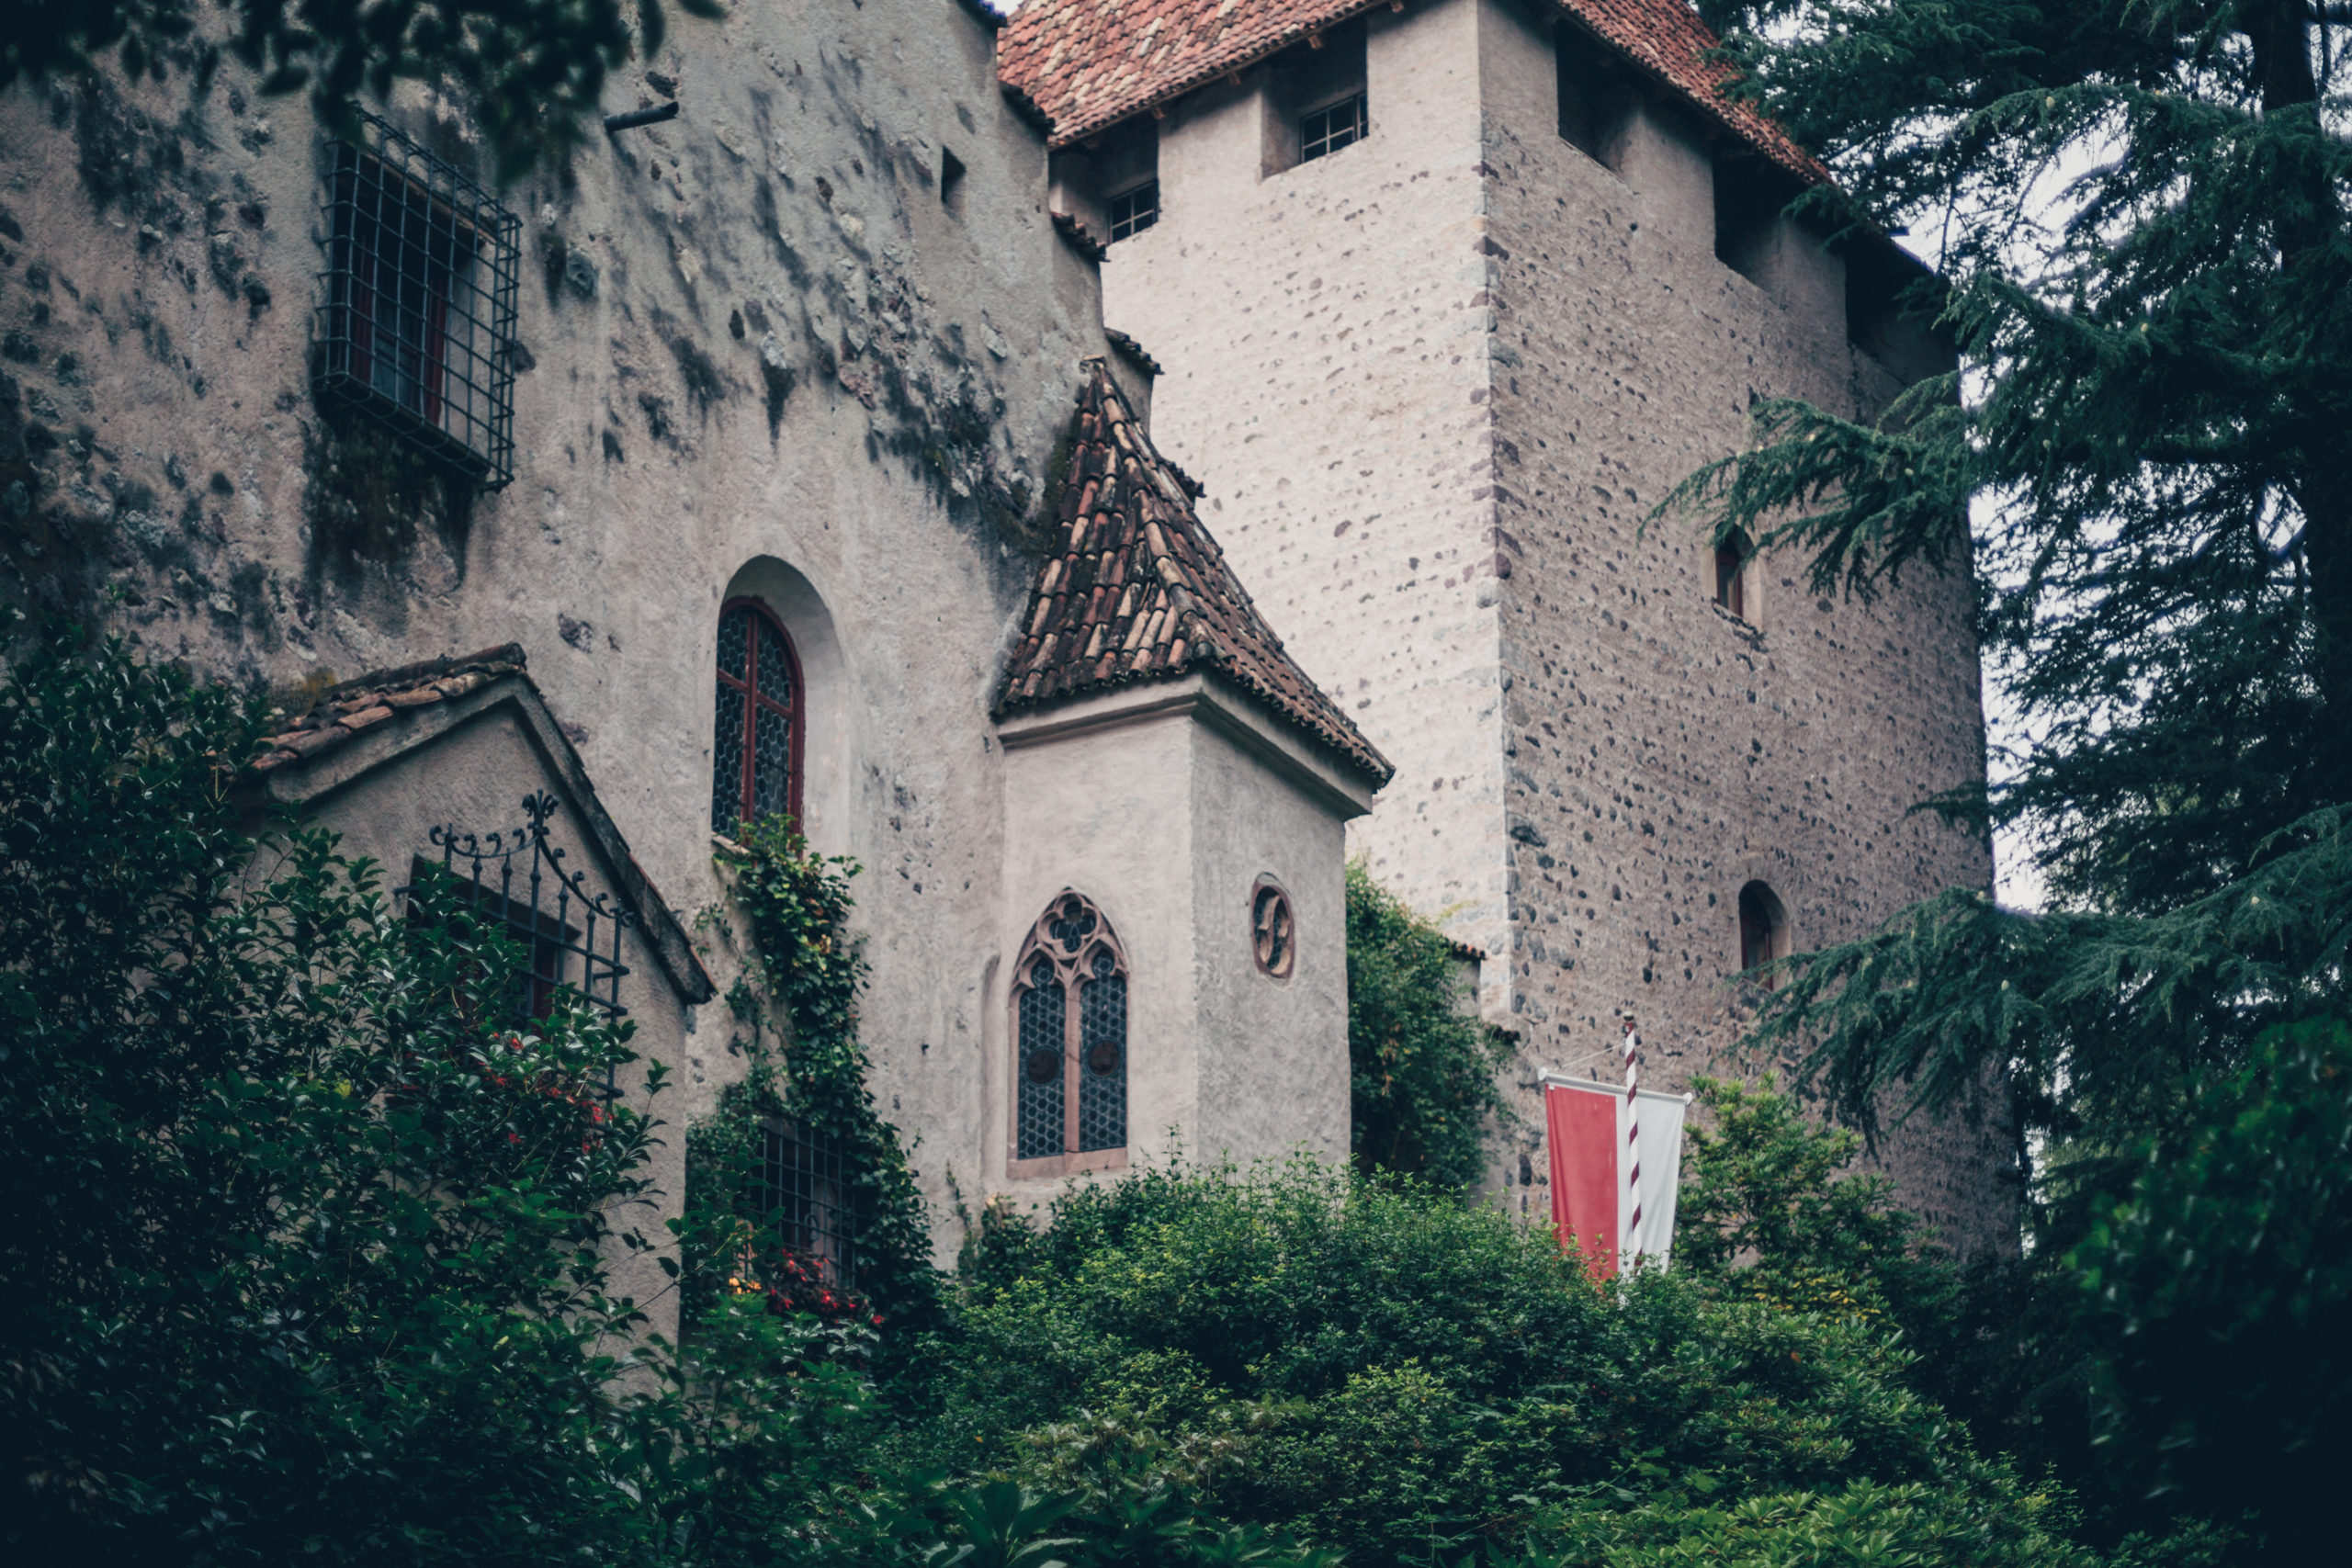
[683,814,934,1337]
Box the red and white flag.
[1544,1073,1690,1280]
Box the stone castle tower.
[1003,0,2012,1247]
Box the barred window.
[753,1116,860,1290]
[1011,892,1128,1171]
[713,601,803,836]
[316,109,519,486]
[1108,180,1159,242]
[1301,94,1367,164]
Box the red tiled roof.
[997,361,1394,786]
[997,0,1827,183]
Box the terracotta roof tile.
[251,644,528,772]
[998,0,1827,183]
[998,361,1394,786]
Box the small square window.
[317,110,520,487]
[1300,94,1367,164]
[1108,180,1159,242]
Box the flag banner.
[1543,1075,1690,1280]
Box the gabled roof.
[997,0,1826,183]
[251,645,716,1005]
[997,361,1393,787]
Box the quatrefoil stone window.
[1252,879,1295,980]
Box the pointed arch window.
[1010,892,1129,1174]
[713,600,803,836]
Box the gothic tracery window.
[1012,892,1128,1170]
[713,601,802,835]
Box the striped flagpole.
[1623,1016,1642,1263]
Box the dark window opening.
[1738,880,1787,979]
[1555,24,1635,169]
[1844,236,1949,382]
[941,147,967,215]
[317,108,519,486]
[752,1116,861,1291]
[1108,180,1159,241]
[1012,892,1128,1169]
[713,600,804,836]
[1714,529,1753,619]
[1713,147,1800,287]
[1301,93,1368,163]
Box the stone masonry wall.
[0,0,1120,1260]
[1107,0,2014,1250]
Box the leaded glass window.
[1010,892,1129,1169]
[713,601,801,835]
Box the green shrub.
[1346,863,1517,1188]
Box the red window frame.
[715,598,805,835]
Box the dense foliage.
[6,0,720,181]
[0,634,665,1561]
[1658,3,2352,1553]
[1345,862,1517,1188]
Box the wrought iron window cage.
[316,108,520,487]
[407,791,638,1031]
[753,1116,862,1291]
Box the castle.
[0,0,2009,1309]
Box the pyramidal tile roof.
[997,361,1394,787]
[998,0,1827,184]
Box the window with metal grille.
[1300,94,1367,164]
[713,600,803,836]
[1108,181,1159,242]
[1011,892,1128,1172]
[410,790,638,1026]
[316,109,519,487]
[753,1116,860,1289]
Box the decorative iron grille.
[416,791,637,1027]
[316,108,520,486]
[755,1116,860,1289]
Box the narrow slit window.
[941,147,967,215]
[1301,93,1367,163]
[1011,892,1128,1172]
[1714,530,1753,620]
[1738,880,1787,980]
[317,109,518,486]
[713,600,803,836]
[1108,180,1159,242]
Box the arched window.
[1011,892,1128,1171]
[712,600,802,835]
[1714,529,1753,620]
[1738,880,1787,980]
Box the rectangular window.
[1556,23,1635,170]
[318,109,519,487]
[1107,180,1159,241]
[755,1117,860,1289]
[1300,93,1367,164]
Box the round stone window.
[1251,880,1295,980]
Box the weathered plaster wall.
[995,675,1366,1209]
[1106,0,2012,1248]
[0,1,1126,1260]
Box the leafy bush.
[0,637,663,1562]
[1345,863,1516,1188]
[936,1158,2082,1568]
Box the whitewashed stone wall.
[1105,0,2012,1248]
